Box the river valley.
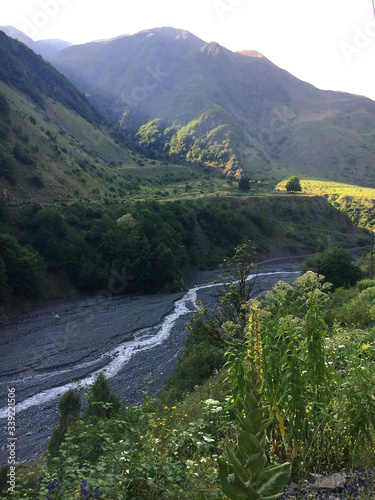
[0,259,302,465]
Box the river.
[0,258,302,465]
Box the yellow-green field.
[277,178,375,200]
[301,180,375,200]
[276,178,375,231]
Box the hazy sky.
[2,0,375,100]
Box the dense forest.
[135,111,241,176]
[0,197,246,304]
[0,193,366,310]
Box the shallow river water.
[0,258,302,465]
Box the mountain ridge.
[0,30,228,205]
[0,25,71,57]
[45,26,375,184]
[0,30,144,203]
[3,25,375,186]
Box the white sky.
[1,0,375,100]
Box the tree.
[47,388,81,463]
[0,92,10,117]
[0,257,11,304]
[285,176,302,192]
[136,118,167,155]
[84,372,122,419]
[0,196,10,226]
[165,243,258,398]
[238,176,250,192]
[301,247,362,290]
[58,388,81,429]
[0,149,17,184]
[0,234,45,299]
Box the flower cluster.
[46,480,59,499]
[246,302,263,376]
[203,399,223,413]
[74,479,101,500]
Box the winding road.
[0,259,302,465]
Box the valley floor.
[0,260,302,465]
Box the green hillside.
[303,180,375,232]
[277,179,375,232]
[49,28,375,185]
[0,81,234,203]
[0,80,128,202]
[0,30,95,122]
[0,28,372,313]
[0,31,227,204]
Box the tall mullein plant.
[303,288,329,400]
[219,304,291,500]
[260,273,331,462]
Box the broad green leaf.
[237,429,261,455]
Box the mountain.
[48,27,375,185]
[0,31,149,202]
[0,26,71,57]
[0,30,219,204]
[0,30,97,121]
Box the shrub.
[166,243,257,398]
[356,279,375,292]
[84,372,122,419]
[0,465,7,497]
[30,175,45,188]
[0,257,12,303]
[238,176,250,192]
[0,92,10,116]
[0,149,17,183]
[358,286,375,302]
[301,247,362,290]
[46,388,81,465]
[165,342,225,398]
[334,298,374,328]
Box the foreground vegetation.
[2,245,375,499]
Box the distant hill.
[47,27,375,185]
[0,26,71,57]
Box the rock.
[309,473,324,483]
[282,469,375,499]
[318,473,345,490]
[284,480,300,496]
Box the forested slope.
[0,195,368,311]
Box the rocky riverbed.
[0,259,302,465]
